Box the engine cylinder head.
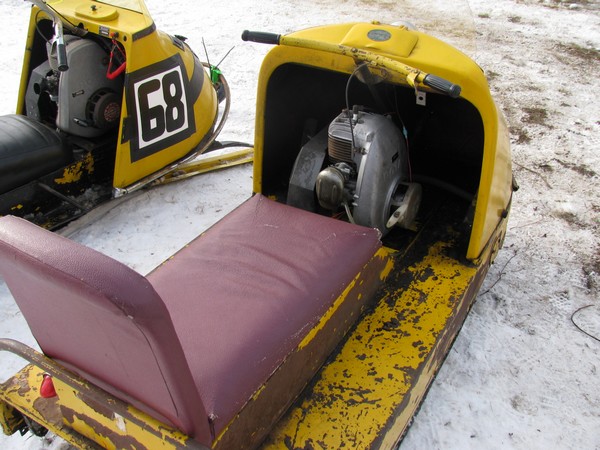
[327,113,354,164]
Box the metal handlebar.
[28,0,88,72]
[54,22,68,72]
[242,29,461,98]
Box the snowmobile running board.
[151,146,254,187]
[262,243,484,448]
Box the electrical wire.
[570,304,600,343]
[34,1,85,45]
[393,84,413,182]
[345,63,369,153]
[34,10,52,43]
[345,67,414,182]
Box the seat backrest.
[0,216,210,442]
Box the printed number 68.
[137,71,185,143]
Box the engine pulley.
[86,89,121,130]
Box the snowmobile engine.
[25,35,122,138]
[314,108,421,235]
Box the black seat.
[0,114,71,194]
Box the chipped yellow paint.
[0,227,500,450]
[0,362,196,449]
[54,377,194,449]
[10,204,23,211]
[0,398,22,435]
[261,241,482,449]
[298,247,390,350]
[213,247,392,448]
[0,364,92,448]
[54,153,94,185]
[380,253,395,279]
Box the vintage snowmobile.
[0,0,252,229]
[0,17,515,450]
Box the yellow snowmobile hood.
[253,22,513,261]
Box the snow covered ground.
[0,0,598,449]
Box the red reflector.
[40,374,57,398]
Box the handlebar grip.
[241,30,281,45]
[423,74,461,98]
[57,42,68,72]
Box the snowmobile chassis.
[0,0,252,230]
[0,192,505,449]
[0,16,514,450]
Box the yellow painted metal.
[0,364,97,448]
[16,7,42,116]
[0,347,202,449]
[45,0,154,41]
[74,4,120,22]
[54,378,195,450]
[276,34,431,87]
[296,248,394,352]
[111,28,218,189]
[251,22,513,261]
[155,148,254,185]
[0,398,23,436]
[260,239,487,449]
[20,0,219,191]
[340,23,418,58]
[54,152,95,184]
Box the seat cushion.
[148,194,383,440]
[0,114,71,194]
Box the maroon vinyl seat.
[0,194,385,448]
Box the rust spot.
[61,405,143,450]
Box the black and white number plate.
[126,54,197,161]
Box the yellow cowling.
[251,22,513,262]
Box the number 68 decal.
[127,55,197,161]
